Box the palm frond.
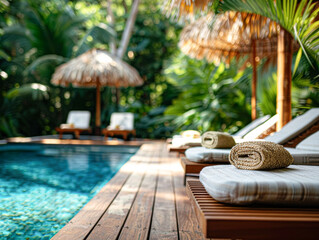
[220,0,319,68]
[24,54,66,75]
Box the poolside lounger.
[56,111,92,139]
[102,112,136,140]
[180,136,319,184]
[188,165,319,239]
[186,178,319,239]
[264,108,319,147]
[168,114,272,153]
[181,109,319,181]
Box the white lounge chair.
[185,108,319,163]
[169,115,273,150]
[103,112,136,140]
[56,110,91,139]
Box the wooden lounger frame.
[168,144,189,153]
[186,179,319,240]
[56,127,92,139]
[102,129,136,140]
[180,157,221,184]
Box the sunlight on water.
[0,144,138,239]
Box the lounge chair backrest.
[265,108,319,144]
[67,111,91,129]
[242,114,278,140]
[296,131,319,151]
[233,115,271,137]
[109,112,134,130]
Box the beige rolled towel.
[229,141,294,170]
[201,131,236,149]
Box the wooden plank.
[187,180,319,240]
[171,154,206,240]
[51,168,131,240]
[118,168,158,240]
[52,144,154,240]
[86,144,159,240]
[150,172,178,240]
[86,170,143,239]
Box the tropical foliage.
[164,54,252,134]
[216,0,319,74]
[0,0,181,139]
[0,0,318,139]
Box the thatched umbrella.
[51,48,143,131]
[179,12,280,120]
[164,1,297,130]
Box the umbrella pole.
[276,27,292,130]
[251,39,257,121]
[96,82,101,134]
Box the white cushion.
[171,135,201,147]
[243,115,278,140]
[286,147,319,165]
[200,165,319,206]
[233,115,271,137]
[185,146,319,165]
[265,108,319,144]
[66,111,91,129]
[109,112,134,130]
[185,147,230,163]
[296,131,319,151]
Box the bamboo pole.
[251,39,257,121]
[276,27,292,130]
[96,81,101,128]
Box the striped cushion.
[200,165,319,206]
[185,146,319,165]
[286,148,319,165]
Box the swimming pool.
[0,144,138,239]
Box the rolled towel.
[201,131,236,149]
[229,141,294,170]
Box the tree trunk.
[107,0,116,54]
[117,0,141,59]
[276,27,293,130]
[116,0,140,106]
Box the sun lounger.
[181,109,319,182]
[102,112,136,140]
[169,114,273,153]
[264,108,319,147]
[186,179,319,239]
[56,111,91,139]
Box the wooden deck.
[51,141,208,240]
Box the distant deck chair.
[168,114,272,153]
[56,111,91,139]
[102,112,136,140]
[181,108,319,183]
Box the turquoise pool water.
[0,144,138,239]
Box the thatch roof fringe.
[51,49,143,88]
